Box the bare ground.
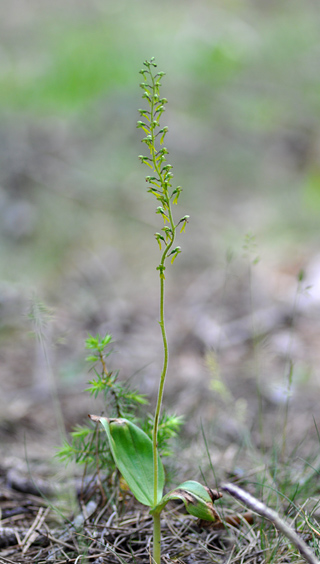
[1,247,320,563]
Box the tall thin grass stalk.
[29,296,66,441]
[281,270,304,460]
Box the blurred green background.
[1,0,320,291]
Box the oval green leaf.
[150,480,222,523]
[89,415,164,507]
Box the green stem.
[148,67,176,563]
[99,352,122,417]
[152,266,169,506]
[140,60,183,562]
[153,512,161,564]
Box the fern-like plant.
[58,333,182,495]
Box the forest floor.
[1,247,320,563]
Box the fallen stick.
[221,482,319,564]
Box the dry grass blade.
[221,482,320,564]
[0,556,21,564]
[21,506,49,553]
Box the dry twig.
[221,482,320,564]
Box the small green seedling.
[89,58,222,564]
[58,334,182,491]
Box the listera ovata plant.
[89,58,222,564]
